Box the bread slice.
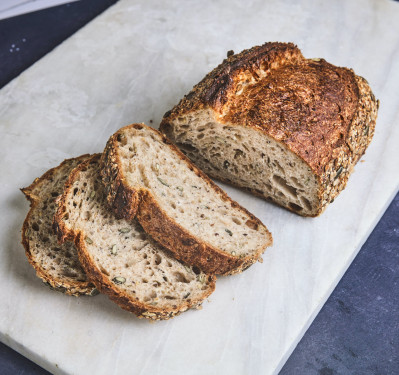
[101,124,272,275]
[54,154,215,320]
[160,42,379,217]
[21,156,97,296]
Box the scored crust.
[21,155,97,296]
[54,155,216,320]
[101,124,272,275]
[160,42,379,216]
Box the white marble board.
[1,0,398,374]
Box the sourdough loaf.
[21,156,96,296]
[54,154,215,320]
[160,42,379,216]
[101,124,272,275]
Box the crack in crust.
[101,124,272,275]
[160,42,379,217]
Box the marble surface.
[0,1,398,374]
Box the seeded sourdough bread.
[54,154,215,320]
[21,156,96,296]
[101,124,272,275]
[160,42,379,217]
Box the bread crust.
[54,154,216,320]
[101,124,272,275]
[160,42,379,216]
[21,155,97,296]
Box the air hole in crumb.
[300,196,312,211]
[272,175,297,199]
[274,160,284,173]
[174,272,190,283]
[142,278,148,283]
[245,219,259,231]
[164,295,176,300]
[163,276,169,282]
[232,217,241,225]
[234,149,244,159]
[289,203,303,211]
[32,222,40,231]
[291,177,304,188]
[154,254,162,265]
[192,266,201,275]
[176,142,196,152]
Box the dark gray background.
[0,1,398,374]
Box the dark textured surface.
[280,193,399,375]
[0,1,398,375]
[0,0,119,89]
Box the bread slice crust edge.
[101,124,273,275]
[21,155,96,296]
[54,154,216,320]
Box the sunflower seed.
[335,167,344,179]
[111,244,117,255]
[157,177,170,187]
[112,276,126,284]
[85,237,93,244]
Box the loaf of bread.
[54,154,216,320]
[21,156,96,296]
[101,124,272,275]
[160,42,379,216]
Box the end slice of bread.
[101,124,272,275]
[54,154,215,320]
[21,156,97,296]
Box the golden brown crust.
[160,42,379,216]
[21,155,96,296]
[222,59,359,175]
[101,124,272,275]
[162,42,303,118]
[54,154,216,320]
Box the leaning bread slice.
[54,154,215,320]
[160,42,379,217]
[21,156,96,296]
[101,124,272,275]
